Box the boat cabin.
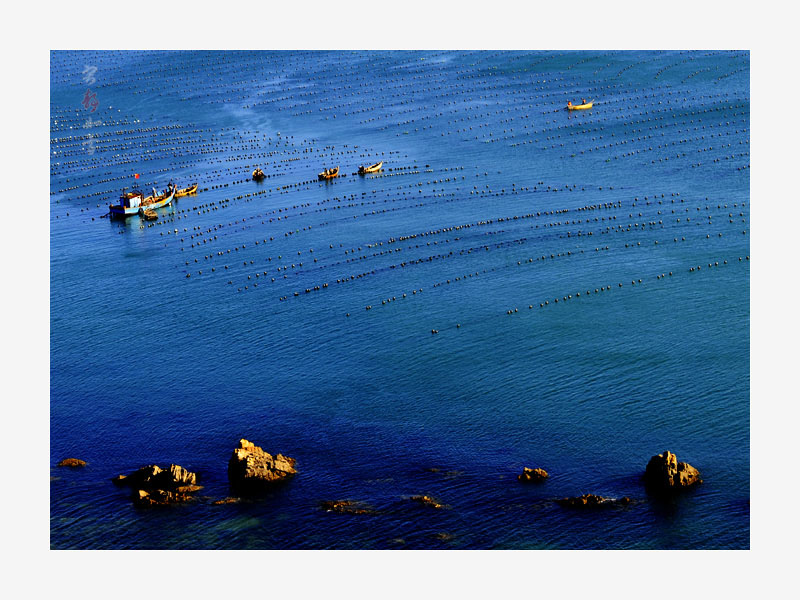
[119,189,144,208]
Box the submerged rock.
[133,488,197,507]
[518,467,549,483]
[212,497,241,506]
[227,439,297,490]
[409,495,445,509]
[556,494,632,508]
[320,500,376,515]
[57,458,86,468]
[174,484,203,494]
[644,450,702,493]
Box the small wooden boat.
[175,183,198,198]
[109,188,175,218]
[140,208,158,220]
[567,100,593,111]
[358,161,383,175]
[252,168,265,181]
[318,166,339,181]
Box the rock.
[556,494,631,508]
[518,467,549,482]
[174,484,204,494]
[133,488,196,507]
[409,495,445,509]
[113,464,198,490]
[644,450,702,493]
[320,500,376,515]
[227,439,297,490]
[112,463,200,507]
[212,497,241,505]
[57,458,86,468]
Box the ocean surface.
[50,50,749,549]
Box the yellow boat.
[358,161,383,175]
[567,100,593,111]
[252,168,265,181]
[318,166,339,181]
[175,183,198,198]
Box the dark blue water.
[50,50,749,549]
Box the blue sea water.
[50,50,749,549]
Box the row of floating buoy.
[170,180,742,265]
[207,183,746,295]
[424,251,749,331]
[270,190,748,306]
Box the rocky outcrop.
[112,464,197,490]
[212,497,241,506]
[133,488,198,507]
[644,450,702,493]
[112,464,201,506]
[556,494,632,508]
[320,500,376,515]
[518,467,549,483]
[409,495,445,509]
[227,439,297,490]
[57,458,86,468]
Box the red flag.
[134,173,140,179]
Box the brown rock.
[57,458,86,467]
[113,463,201,506]
[320,500,376,515]
[518,467,549,482]
[133,488,195,507]
[644,450,702,493]
[174,484,204,494]
[557,493,607,508]
[409,495,445,509]
[227,439,297,490]
[166,464,197,486]
[212,497,241,505]
[113,464,198,490]
[556,494,632,509]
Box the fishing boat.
[109,187,175,218]
[140,208,158,220]
[318,166,339,180]
[567,100,593,111]
[252,168,265,181]
[358,161,383,175]
[175,183,198,198]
